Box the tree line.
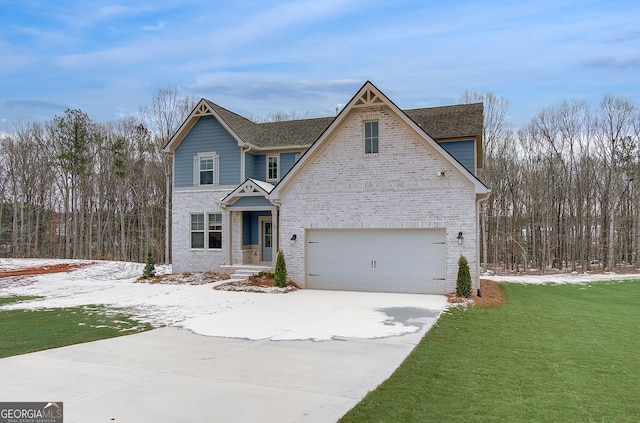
[1,88,639,273]
[469,92,639,273]
[0,88,195,263]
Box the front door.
[261,219,273,262]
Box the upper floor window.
[267,155,279,181]
[364,121,379,154]
[195,152,219,186]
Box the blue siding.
[280,152,300,176]
[231,196,273,207]
[245,152,301,181]
[246,154,266,181]
[174,116,241,187]
[245,153,258,181]
[439,140,476,174]
[243,211,271,245]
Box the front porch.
[222,179,280,269]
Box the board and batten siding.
[439,140,476,174]
[173,116,242,187]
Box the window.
[190,214,205,249]
[195,153,219,186]
[364,121,379,154]
[208,213,222,249]
[200,156,214,184]
[190,213,223,249]
[267,155,279,180]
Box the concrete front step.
[221,265,273,280]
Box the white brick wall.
[171,189,230,274]
[277,106,480,293]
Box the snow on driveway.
[0,259,447,341]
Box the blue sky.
[1,0,638,128]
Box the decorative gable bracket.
[353,88,385,107]
[193,102,214,116]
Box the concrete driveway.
[0,294,446,423]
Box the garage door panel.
[307,229,446,294]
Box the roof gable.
[221,178,275,208]
[270,81,489,198]
[163,99,250,153]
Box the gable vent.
[354,89,384,107]
[193,102,214,116]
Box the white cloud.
[143,21,166,31]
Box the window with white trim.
[190,213,223,249]
[208,213,222,249]
[190,214,205,249]
[364,121,379,154]
[267,155,279,180]
[194,152,219,186]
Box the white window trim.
[364,120,379,156]
[193,152,220,186]
[207,213,223,250]
[266,155,279,181]
[190,212,223,250]
[190,213,205,249]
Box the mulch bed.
[139,271,231,285]
[214,274,299,293]
[447,279,505,308]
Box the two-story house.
[163,81,490,294]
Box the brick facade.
[171,188,229,274]
[277,106,479,292]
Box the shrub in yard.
[143,246,156,278]
[274,250,288,288]
[456,255,472,298]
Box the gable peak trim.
[193,102,215,116]
[354,88,385,107]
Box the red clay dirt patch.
[0,263,93,278]
[447,279,505,308]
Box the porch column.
[225,210,232,265]
[271,205,278,268]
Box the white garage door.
[307,229,446,294]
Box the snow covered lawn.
[0,259,447,341]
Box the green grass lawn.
[0,296,152,358]
[341,280,640,423]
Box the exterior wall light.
[457,231,464,245]
[290,234,297,241]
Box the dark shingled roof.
[205,99,482,149]
[405,103,483,140]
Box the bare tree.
[140,87,196,264]
[461,91,511,272]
